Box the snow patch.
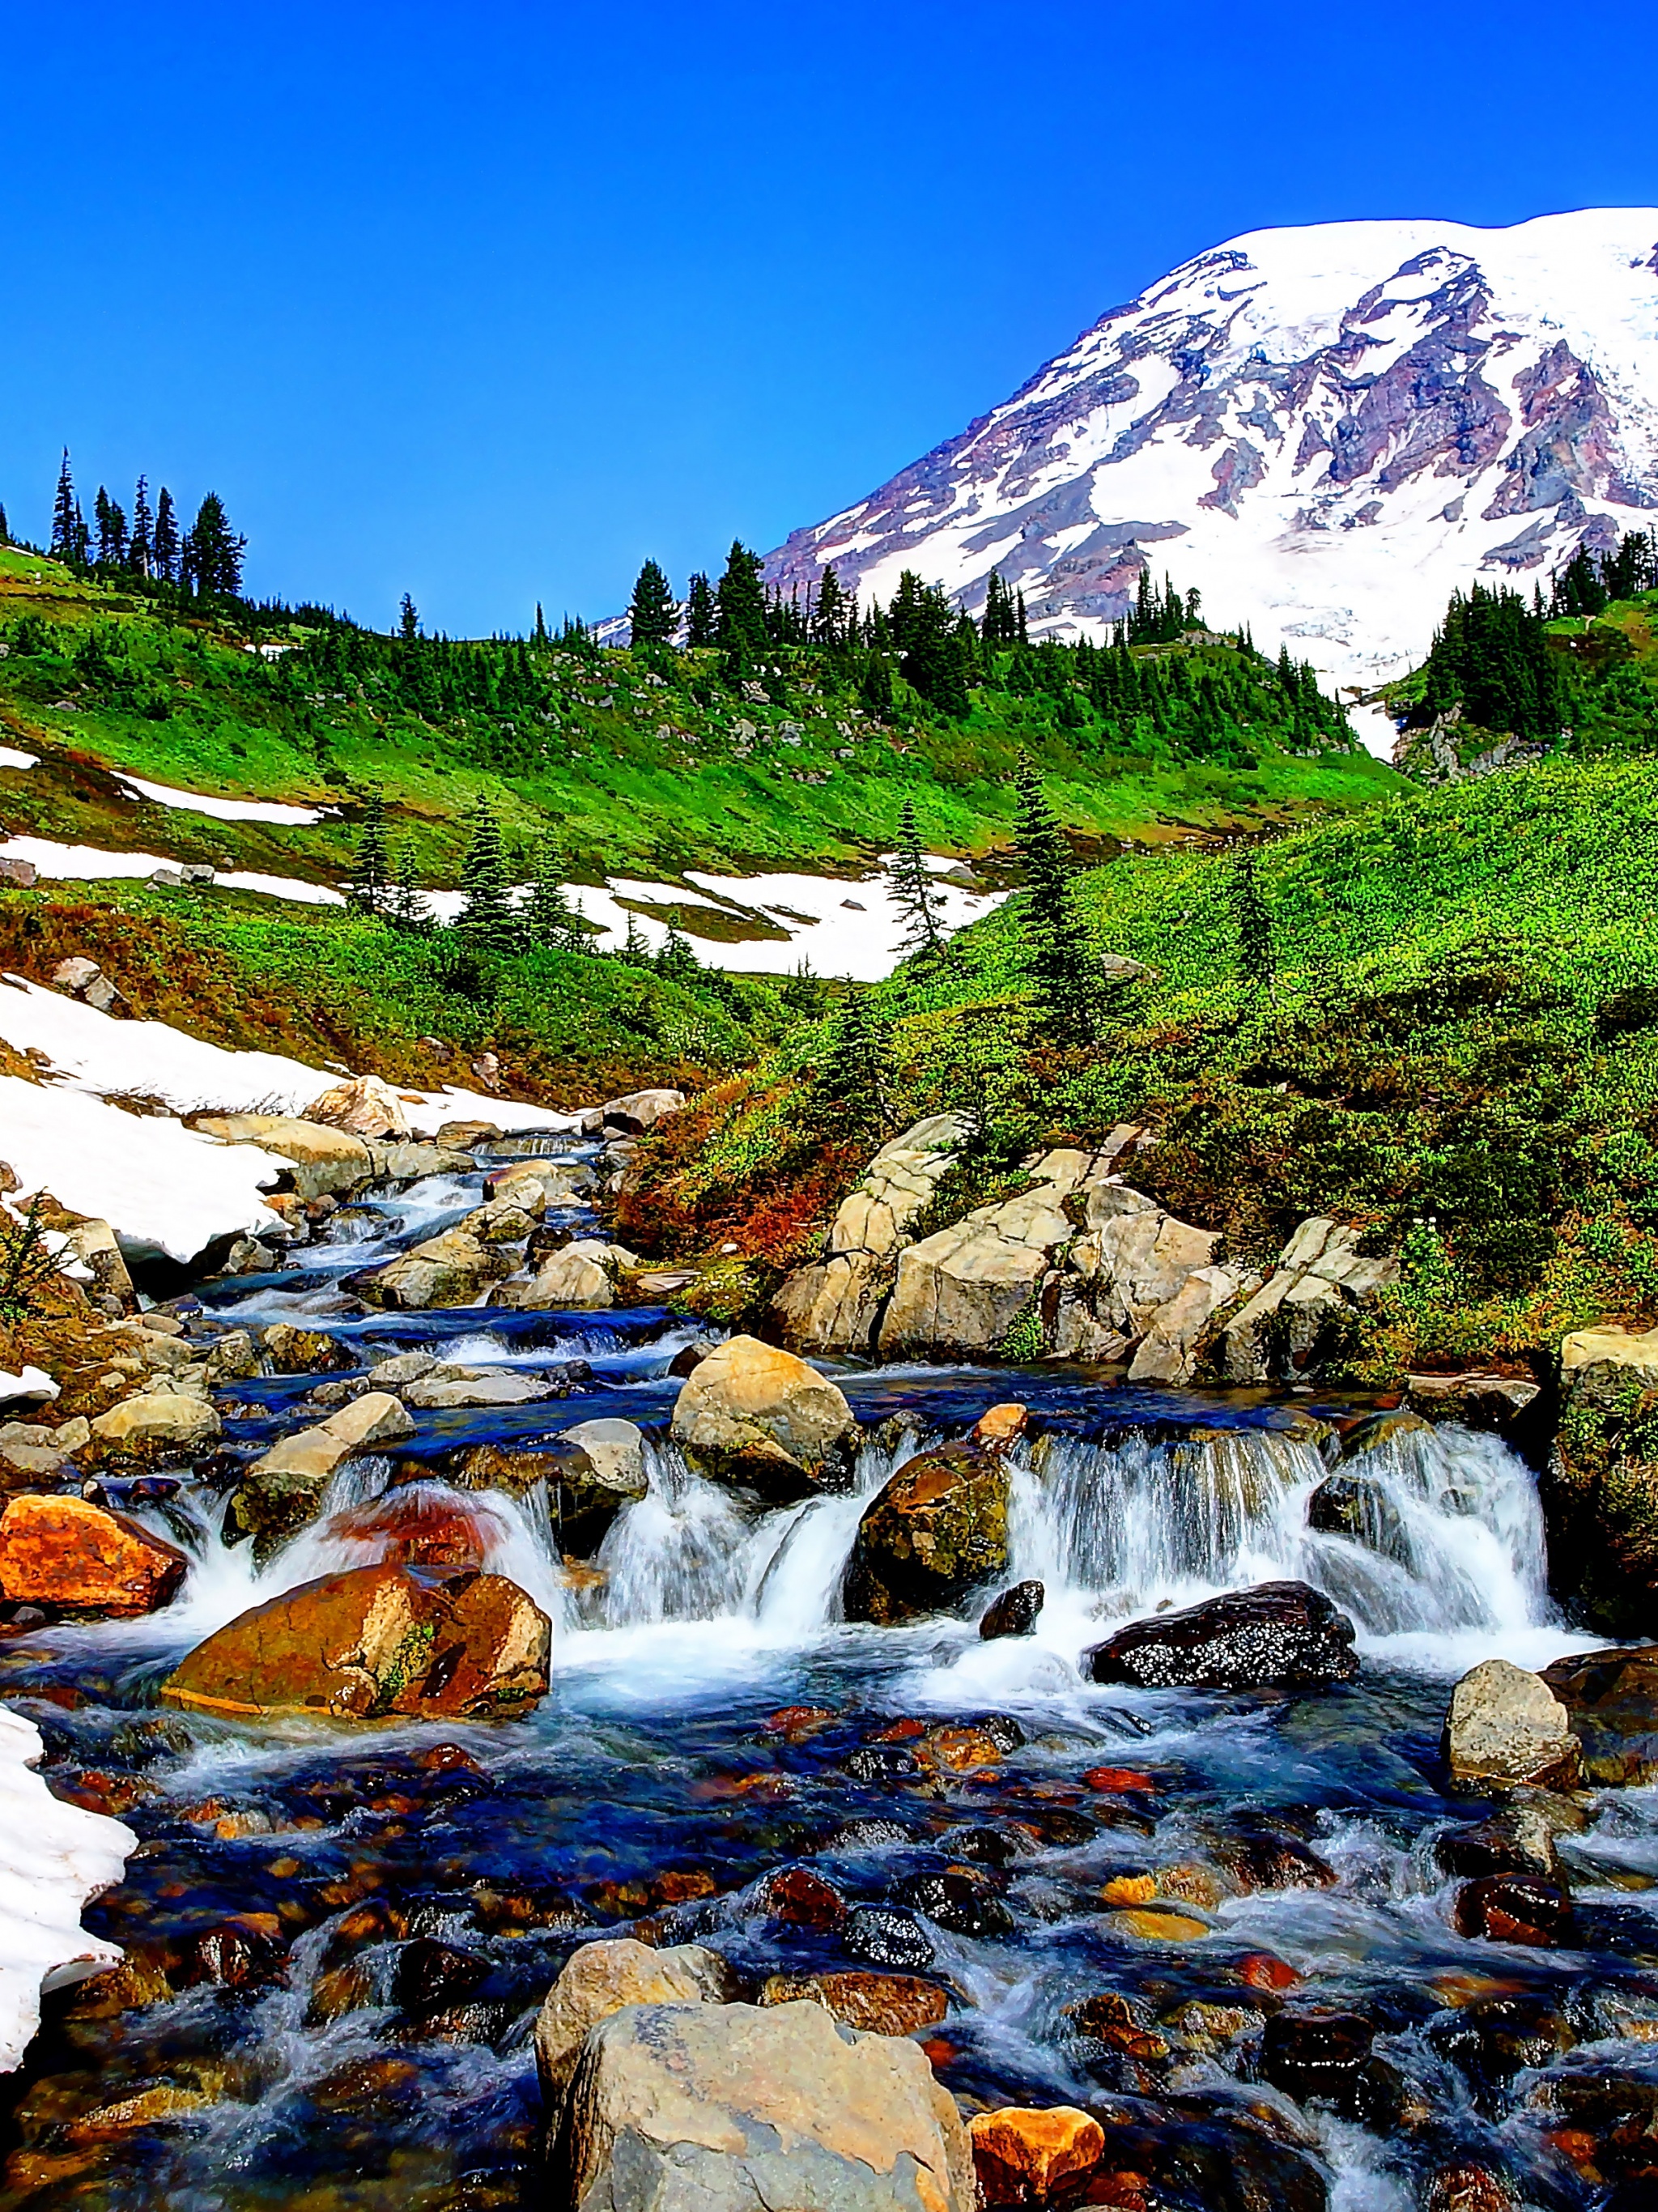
[115,773,329,826]
[0,835,346,906]
[0,748,37,772]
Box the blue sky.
[2,2,1652,636]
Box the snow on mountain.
[765,211,1658,692]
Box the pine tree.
[1013,757,1096,1038]
[782,956,823,1015]
[715,542,769,659]
[656,927,700,981]
[400,593,419,642]
[94,487,128,567]
[0,504,8,546]
[128,476,152,576]
[181,493,245,597]
[151,489,180,581]
[1231,847,1275,997]
[524,847,583,951]
[810,985,891,1132]
[814,564,848,649]
[456,801,519,951]
[387,842,432,933]
[534,601,548,643]
[50,450,79,565]
[627,558,678,649]
[618,912,653,966]
[684,572,717,649]
[349,789,392,916]
[886,796,948,959]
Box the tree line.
[0,450,248,598]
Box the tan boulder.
[227,1392,413,1556]
[515,1240,617,1310]
[304,1074,412,1141]
[600,1087,685,1135]
[1444,1658,1580,1789]
[161,1561,550,1721]
[193,1114,375,1201]
[534,1937,728,2100]
[0,1494,187,1616]
[90,1391,221,1455]
[670,1334,855,1499]
[1222,1218,1401,1383]
[356,1227,512,1309]
[557,1997,973,2210]
[262,1323,352,1374]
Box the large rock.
[599,1087,685,1136]
[772,1114,970,1356]
[304,1074,412,1141]
[89,1391,221,1456]
[194,1114,376,1201]
[1085,1580,1359,1691]
[534,1937,729,2102]
[843,1437,1012,1625]
[516,1240,619,1311]
[1539,1645,1658,1786]
[670,1335,855,1500]
[1221,1218,1401,1383]
[1443,1657,1580,1789]
[876,1150,1090,1359]
[226,1392,414,1557]
[1547,1324,1658,1632]
[160,1562,550,1721]
[555,1998,974,2211]
[356,1227,512,1309]
[0,1494,187,1616]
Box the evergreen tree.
[782,956,823,1015]
[886,796,948,959]
[50,450,80,565]
[684,571,717,649]
[627,558,678,649]
[456,801,519,951]
[534,601,548,643]
[1231,847,1274,996]
[128,476,152,576]
[151,488,180,581]
[810,984,891,1132]
[656,927,700,981]
[714,541,769,658]
[349,789,392,916]
[814,564,848,649]
[1013,757,1096,1038]
[524,847,584,951]
[618,912,653,966]
[387,841,432,933]
[400,593,419,641]
[0,504,8,546]
[181,493,244,597]
[93,487,128,568]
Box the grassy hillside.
[0,545,1398,888]
[626,757,1658,1375]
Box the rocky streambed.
[0,1111,1656,2210]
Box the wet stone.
[844,1904,935,1972]
[895,1869,1016,1939]
[1085,1580,1359,1692]
[390,1938,491,2013]
[1258,2006,1375,2112]
[979,1580,1044,1640]
[759,1970,949,2037]
[1453,1874,1575,1946]
[759,1864,848,1932]
[1434,1807,1561,1882]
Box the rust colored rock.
[160,1562,550,1721]
[759,1864,848,1932]
[0,1493,187,1616]
[973,1402,1029,1449]
[325,1490,495,1572]
[1453,1874,1574,1947]
[970,2105,1105,2205]
[759,1970,948,2037]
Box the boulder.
[193,1114,375,1201]
[1404,1374,1540,1431]
[372,1141,476,1183]
[670,1335,855,1500]
[1443,1658,1580,1789]
[356,1227,512,1309]
[970,2108,1104,2206]
[1546,1324,1658,1632]
[980,1579,1044,1640]
[1221,1219,1401,1384]
[304,1074,412,1141]
[842,1441,1010,1624]
[772,1114,971,1356]
[227,1392,414,1557]
[0,855,38,887]
[1307,1474,1408,1562]
[758,1972,948,2038]
[89,1390,221,1456]
[534,1937,729,2102]
[51,956,120,1014]
[555,1998,974,2211]
[515,1240,618,1311]
[1539,1644,1658,1786]
[56,1216,134,1311]
[161,1561,551,1721]
[401,1369,555,1410]
[599,1087,685,1135]
[1085,1580,1359,1691]
[262,1323,353,1374]
[1453,1874,1574,1946]
[0,1494,187,1616]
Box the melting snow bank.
[113,774,329,826]
[0,1706,132,2071]
[0,834,346,906]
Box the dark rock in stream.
[1453,1873,1575,1946]
[894,1868,1015,1939]
[1259,2006,1382,2116]
[759,1969,948,2037]
[842,1440,1011,1626]
[391,1937,491,2013]
[844,1904,935,1972]
[1084,1580,1359,1691]
[1434,1806,1562,1881]
[1540,1643,1658,1786]
[758,1865,848,1932]
[978,1579,1044,1639]
[1306,1472,1408,1561]
[1426,1990,1577,2112]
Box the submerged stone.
[759,1970,948,2038]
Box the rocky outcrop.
[226,1392,414,1557]
[161,1562,551,1721]
[513,1240,627,1311]
[1443,1657,1580,1789]
[670,1335,855,1501]
[1085,1580,1359,1691]
[0,1495,186,1617]
[843,1410,1026,1625]
[1220,1219,1401,1383]
[194,1114,376,1202]
[555,1997,974,2211]
[585,1088,686,1137]
[771,1113,970,1355]
[304,1074,411,1141]
[1546,1324,1658,1632]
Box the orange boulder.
[971,2105,1106,2204]
[0,1493,187,1616]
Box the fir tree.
[456,800,519,951]
[387,842,432,933]
[886,796,948,959]
[181,493,244,597]
[128,476,152,576]
[684,571,716,649]
[656,927,700,981]
[0,504,8,546]
[618,912,653,966]
[1013,757,1096,1038]
[50,450,79,565]
[93,487,127,568]
[810,984,891,1132]
[534,601,548,643]
[782,956,823,1015]
[400,593,419,642]
[714,541,769,659]
[1231,846,1275,997]
[524,847,583,951]
[151,488,180,581]
[814,564,848,649]
[349,789,392,916]
[627,558,678,649]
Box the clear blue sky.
[2,2,1652,636]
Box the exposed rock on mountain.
[767,211,1658,691]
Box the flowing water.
[2,1139,1655,2212]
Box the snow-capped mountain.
[765,211,1658,694]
